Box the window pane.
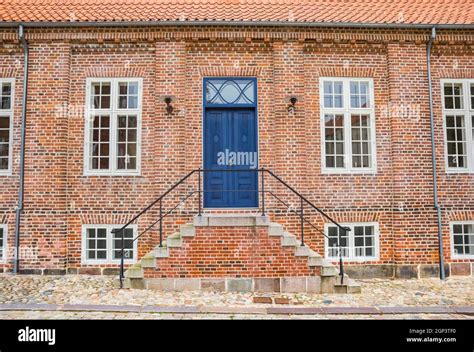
[89,115,110,170]
[91,82,111,109]
[354,225,376,259]
[323,81,343,108]
[351,114,371,168]
[324,114,345,169]
[112,228,135,260]
[350,81,370,108]
[452,224,474,257]
[443,83,463,109]
[0,83,11,110]
[206,79,255,105]
[0,115,10,170]
[86,228,109,261]
[0,228,3,260]
[446,115,467,168]
[116,115,138,170]
[1,97,10,110]
[326,226,349,259]
[471,84,474,109]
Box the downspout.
[427,27,445,280]
[13,24,29,274]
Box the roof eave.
[0,20,473,30]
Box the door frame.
[201,77,259,209]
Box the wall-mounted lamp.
[160,95,176,115]
[164,96,174,115]
[286,96,298,113]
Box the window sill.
[83,171,141,177]
[451,255,474,260]
[326,257,379,262]
[445,169,473,175]
[321,169,377,175]
[81,259,137,265]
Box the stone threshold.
[0,304,472,316]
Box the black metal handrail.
[113,168,349,288]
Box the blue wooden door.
[204,108,258,208]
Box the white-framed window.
[81,224,137,264]
[0,225,7,263]
[84,78,142,176]
[450,221,474,259]
[324,222,380,261]
[320,78,376,173]
[441,79,474,173]
[0,79,14,175]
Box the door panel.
[204,108,258,208]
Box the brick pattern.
[145,226,319,278]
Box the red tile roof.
[0,0,472,26]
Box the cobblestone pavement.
[0,311,472,320]
[0,275,472,308]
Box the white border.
[450,221,474,259]
[83,78,143,176]
[440,79,474,174]
[319,77,377,174]
[0,78,15,176]
[324,222,380,262]
[81,224,138,265]
[0,224,7,263]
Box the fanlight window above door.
[205,78,256,106]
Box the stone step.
[295,245,311,257]
[154,246,169,258]
[193,214,269,227]
[308,254,324,267]
[124,264,144,279]
[180,224,195,237]
[268,223,284,236]
[334,277,362,294]
[321,260,339,277]
[281,232,297,246]
[140,252,156,268]
[167,233,182,248]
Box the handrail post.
[300,197,304,246]
[198,169,202,216]
[339,227,346,285]
[159,199,163,247]
[119,229,125,289]
[261,171,265,216]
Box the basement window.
[84,78,142,176]
[82,225,137,264]
[325,223,379,261]
[0,79,14,175]
[0,225,6,263]
[451,222,474,259]
[320,78,376,173]
[442,80,474,173]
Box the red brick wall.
[145,226,319,278]
[0,26,472,274]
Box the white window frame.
[81,224,138,265]
[0,224,7,263]
[441,79,474,173]
[320,77,377,174]
[450,221,474,259]
[0,78,14,176]
[84,78,143,176]
[324,222,380,262]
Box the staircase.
[123,214,361,294]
